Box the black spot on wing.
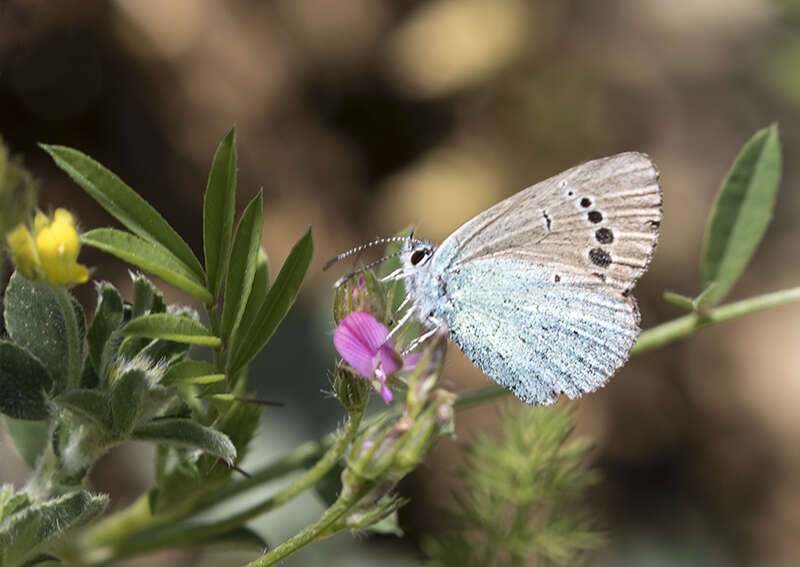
[589,248,612,268]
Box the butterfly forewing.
[432,152,661,294]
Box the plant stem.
[454,285,800,410]
[53,286,81,389]
[245,484,371,567]
[89,411,364,562]
[631,285,800,355]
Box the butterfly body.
[398,152,662,405]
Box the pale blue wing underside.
[432,258,638,405]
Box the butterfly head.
[400,238,436,271]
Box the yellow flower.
[5,207,89,286]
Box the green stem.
[53,286,81,389]
[90,411,364,562]
[245,484,371,567]
[631,285,800,355]
[454,285,800,410]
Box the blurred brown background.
[2,0,800,565]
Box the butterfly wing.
[431,152,661,294]
[434,259,639,404]
[427,152,661,404]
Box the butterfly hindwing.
[431,258,639,405]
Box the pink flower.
[334,311,421,403]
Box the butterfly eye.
[410,250,427,265]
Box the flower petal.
[374,366,393,403]
[334,311,390,377]
[378,344,401,376]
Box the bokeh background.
[2,1,800,565]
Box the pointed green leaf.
[87,283,123,374]
[122,314,221,346]
[53,390,112,430]
[228,228,312,375]
[701,124,782,304]
[230,250,268,365]
[221,190,263,344]
[3,418,49,468]
[203,126,238,298]
[0,342,54,420]
[161,360,217,385]
[82,229,213,302]
[111,369,148,434]
[4,272,69,385]
[0,490,107,567]
[132,418,236,464]
[41,144,204,281]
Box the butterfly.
[330,152,662,405]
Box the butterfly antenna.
[334,250,404,287]
[323,236,409,271]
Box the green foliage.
[2,418,49,468]
[41,144,205,283]
[227,227,313,376]
[0,489,107,567]
[203,125,238,298]
[86,283,123,374]
[132,418,237,465]
[700,124,782,305]
[221,190,264,344]
[121,313,222,346]
[81,228,212,302]
[3,273,71,386]
[424,405,603,567]
[0,127,314,563]
[0,341,55,420]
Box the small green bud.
[333,366,371,414]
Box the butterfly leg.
[402,315,447,354]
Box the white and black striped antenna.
[322,234,413,271]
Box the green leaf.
[2,417,49,468]
[53,390,112,430]
[230,250,269,367]
[87,283,123,375]
[701,124,782,304]
[161,360,217,385]
[0,490,107,567]
[122,314,221,346]
[203,126,238,298]
[132,418,236,464]
[111,369,148,435]
[82,229,213,303]
[4,272,69,385]
[0,342,54,420]
[132,274,166,317]
[41,144,205,281]
[221,190,263,345]
[228,228,312,375]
